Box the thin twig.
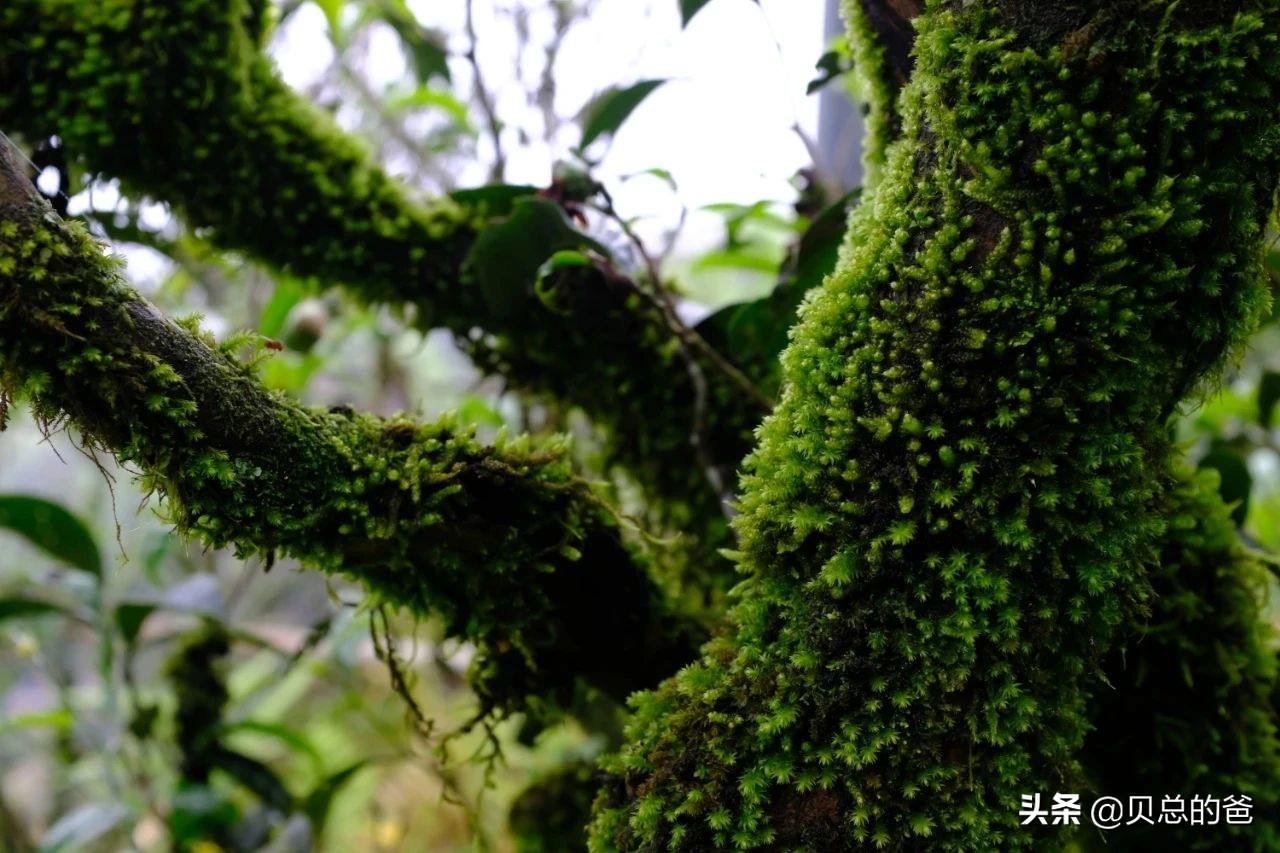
[465,0,507,183]
[595,189,773,414]
[753,3,824,168]
[591,188,772,512]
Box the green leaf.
[213,748,294,812]
[1199,444,1252,527]
[703,200,797,245]
[0,708,74,736]
[115,602,156,645]
[39,803,129,853]
[0,596,68,622]
[313,0,345,36]
[679,0,714,26]
[456,396,506,428]
[695,190,859,394]
[807,46,854,95]
[168,785,238,846]
[219,720,325,777]
[1259,371,1280,427]
[466,198,607,321]
[386,86,473,132]
[0,495,101,577]
[692,248,783,274]
[378,0,450,82]
[305,761,372,838]
[258,279,307,339]
[448,184,538,218]
[579,80,667,151]
[537,249,592,277]
[624,167,678,193]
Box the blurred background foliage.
[0,0,1276,850]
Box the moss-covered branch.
[0,0,763,591]
[0,147,701,719]
[590,1,1280,848]
[1082,465,1279,851]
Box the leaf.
[219,720,325,777]
[305,761,372,838]
[0,495,101,577]
[537,248,592,277]
[807,47,854,95]
[624,167,678,193]
[695,190,860,394]
[0,708,74,736]
[114,574,227,645]
[0,596,68,622]
[258,279,307,339]
[313,0,345,36]
[115,602,156,645]
[703,200,796,245]
[213,748,294,813]
[692,248,783,274]
[1199,445,1251,527]
[457,396,506,429]
[448,184,538,218]
[785,188,861,283]
[38,802,129,852]
[679,0,714,26]
[379,1,450,83]
[579,80,667,151]
[466,198,607,321]
[168,785,238,846]
[1260,371,1280,427]
[386,86,473,132]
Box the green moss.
[1083,465,1279,852]
[0,201,701,720]
[841,0,897,189]
[590,2,1280,849]
[0,0,760,598]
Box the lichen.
[589,2,1280,849]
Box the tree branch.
[0,144,702,719]
[0,0,763,590]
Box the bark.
[0,145,702,719]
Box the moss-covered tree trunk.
[590,1,1280,849]
[3,0,1280,849]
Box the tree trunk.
[590,2,1280,849]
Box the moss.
[1083,465,1279,851]
[0,0,760,598]
[841,0,906,188]
[0,194,702,720]
[590,2,1280,849]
